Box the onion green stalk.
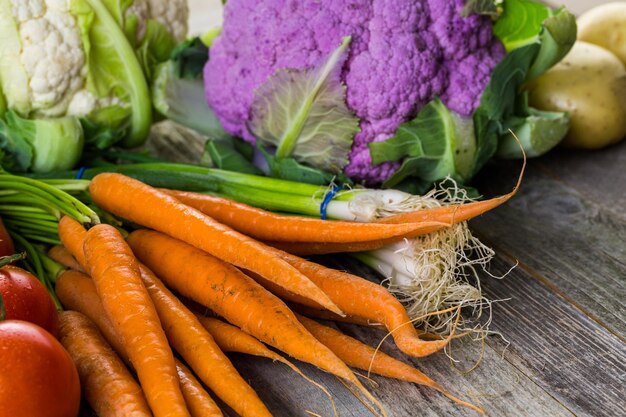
[0,173,99,308]
[34,162,467,222]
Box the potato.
[525,41,626,150]
[577,2,626,66]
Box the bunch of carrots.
[50,172,514,417]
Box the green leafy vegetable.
[369,99,480,190]
[493,0,552,51]
[248,36,360,174]
[202,138,263,175]
[496,107,571,158]
[152,61,229,140]
[483,4,576,156]
[0,112,84,173]
[77,0,153,147]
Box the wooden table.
[142,128,626,417]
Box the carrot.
[195,314,337,415]
[55,270,222,417]
[175,361,224,417]
[289,304,384,328]
[82,224,189,417]
[265,238,405,255]
[296,315,483,414]
[58,310,152,417]
[138,263,272,417]
[262,249,450,358]
[127,229,386,416]
[88,173,343,316]
[48,244,85,273]
[166,190,447,243]
[378,159,524,225]
[58,216,89,267]
[377,194,513,225]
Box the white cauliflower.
[8,0,87,116]
[147,0,188,42]
[126,0,189,43]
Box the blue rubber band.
[320,185,342,220]
[75,166,86,180]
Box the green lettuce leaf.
[136,20,178,82]
[496,107,571,158]
[248,36,360,174]
[0,89,6,117]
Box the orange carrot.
[378,161,524,225]
[127,229,386,416]
[58,311,152,417]
[289,304,384,328]
[82,224,189,417]
[175,362,223,417]
[138,264,272,417]
[55,270,222,417]
[195,314,324,379]
[166,190,447,243]
[88,173,342,316]
[377,194,513,225]
[265,238,405,255]
[58,216,89,267]
[296,315,483,414]
[195,314,337,415]
[48,245,85,273]
[261,249,449,358]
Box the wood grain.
[471,155,626,337]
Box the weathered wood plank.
[325,252,626,417]
[471,158,626,336]
[478,256,626,417]
[211,322,576,417]
[533,142,626,221]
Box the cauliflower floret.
[127,0,189,43]
[147,0,188,42]
[67,89,126,117]
[12,0,86,116]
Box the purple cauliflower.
[204,0,505,184]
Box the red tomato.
[0,320,81,417]
[0,265,60,337]
[0,218,15,258]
